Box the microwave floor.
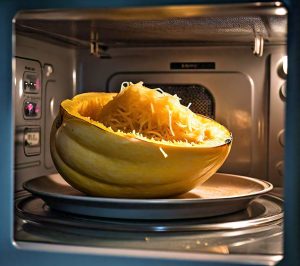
[15,191,283,257]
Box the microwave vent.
[147,84,215,118]
[109,84,215,118]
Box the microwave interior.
[13,2,287,264]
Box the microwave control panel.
[14,57,42,171]
[14,35,75,189]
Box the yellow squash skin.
[50,93,232,198]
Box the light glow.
[275,7,287,16]
[50,97,55,118]
[18,79,23,98]
[275,2,282,7]
[282,55,288,75]
[72,70,77,95]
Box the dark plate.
[23,173,273,220]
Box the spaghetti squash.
[50,82,232,198]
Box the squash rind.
[50,92,232,198]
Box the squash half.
[50,92,232,198]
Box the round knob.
[276,161,284,176]
[279,82,287,101]
[278,56,288,79]
[278,129,285,147]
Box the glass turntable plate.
[23,173,273,220]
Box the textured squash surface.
[50,83,232,198]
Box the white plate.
[23,173,273,220]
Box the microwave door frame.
[0,0,299,266]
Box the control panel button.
[24,81,37,92]
[23,100,41,119]
[24,127,41,156]
[24,131,40,146]
[23,72,41,94]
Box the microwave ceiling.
[14,3,287,48]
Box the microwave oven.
[1,1,300,266]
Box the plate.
[23,173,273,220]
